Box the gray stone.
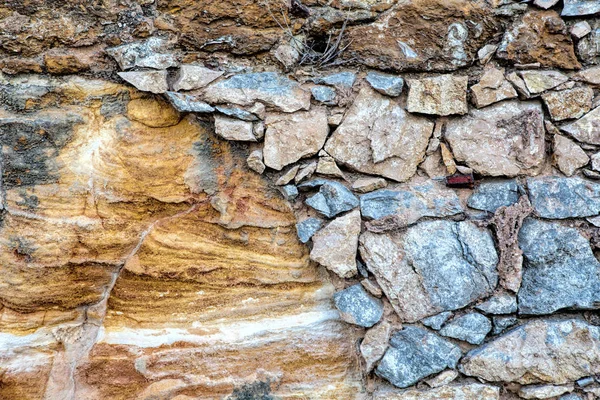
[518,218,600,315]
[311,86,336,104]
[520,70,569,94]
[333,284,383,327]
[295,218,323,244]
[492,316,518,335]
[422,312,452,331]
[467,180,521,213]
[304,180,359,218]
[561,106,600,145]
[476,293,518,314]
[165,92,215,113]
[118,71,169,94]
[373,383,500,400]
[520,384,574,399]
[560,394,584,400]
[214,115,255,142]
[577,25,600,66]
[527,176,600,219]
[407,75,468,116]
[173,65,223,91]
[359,221,498,322]
[572,21,592,39]
[107,37,178,70]
[439,312,492,345]
[376,326,462,388]
[366,72,404,97]
[280,184,298,201]
[562,0,600,16]
[202,72,311,113]
[313,72,356,88]
[215,106,259,121]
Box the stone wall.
[2,0,600,399]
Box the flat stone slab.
[165,92,215,113]
[173,65,223,91]
[334,284,384,328]
[118,71,169,94]
[107,37,178,70]
[527,176,600,219]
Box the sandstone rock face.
[407,75,468,116]
[445,101,545,176]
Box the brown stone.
[553,134,589,176]
[360,321,391,373]
[471,68,518,108]
[44,53,90,74]
[407,75,468,116]
[373,383,500,400]
[542,87,593,121]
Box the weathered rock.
[533,0,559,9]
[507,71,531,98]
[561,106,600,145]
[296,218,323,244]
[313,72,356,89]
[520,70,570,94]
[476,293,518,314]
[519,384,574,399]
[359,221,498,322]
[460,318,600,384]
[310,209,361,278]
[311,86,336,104]
[173,65,223,91]
[445,101,545,176]
[107,37,178,70]
[592,152,600,172]
[373,383,500,400]
[246,149,265,174]
[542,87,593,121]
[333,284,383,327]
[376,326,462,388]
[360,321,391,372]
[577,21,600,65]
[366,72,404,97]
[518,218,600,314]
[303,180,359,218]
[553,135,589,176]
[127,96,181,128]
[467,180,521,212]
[280,184,299,201]
[215,106,259,122]
[361,279,382,297]
[496,10,580,69]
[165,92,215,113]
[407,75,468,116]
[202,72,311,113]
[471,68,518,108]
[275,166,299,186]
[352,178,387,193]
[214,115,256,142]
[422,312,452,331]
[424,370,459,388]
[439,312,492,344]
[575,67,600,85]
[118,71,169,94]
[571,21,592,39]
[295,162,317,184]
[263,108,329,170]
[559,394,584,400]
[527,176,600,218]
[316,156,345,179]
[324,87,434,182]
[492,316,518,334]
[478,44,498,64]
[562,0,600,16]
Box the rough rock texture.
[553,135,589,176]
[476,293,518,314]
[471,67,518,108]
[527,176,600,218]
[407,75,468,116]
[439,312,492,344]
[561,107,600,145]
[542,87,593,121]
[373,383,500,400]
[520,70,569,94]
[467,180,521,213]
[304,180,359,218]
[360,321,392,373]
[333,284,384,327]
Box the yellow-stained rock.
[126,96,181,128]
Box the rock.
[275,166,299,186]
[263,108,329,170]
[533,0,559,9]
[444,101,545,176]
[172,65,223,91]
[117,71,169,94]
[246,149,265,174]
[577,22,600,65]
[592,152,600,171]
[571,21,592,39]
[280,184,299,201]
[440,143,457,175]
[333,284,383,327]
[273,40,301,70]
[361,279,382,298]
[165,92,215,113]
[422,312,452,331]
[316,156,345,179]
[561,106,600,145]
[366,72,404,97]
[310,209,361,278]
[476,293,518,314]
[542,87,593,121]
[359,221,498,322]
[562,0,600,16]
[126,96,181,128]
[295,162,317,184]
[359,181,463,227]
[507,71,531,98]
[527,176,600,218]
[467,180,521,213]
[492,316,518,334]
[352,178,387,193]
[303,180,359,218]
[424,370,459,388]
[253,121,265,140]
[577,377,595,387]
[313,72,356,89]
[214,115,256,142]
[560,394,584,400]
[311,86,336,104]
[360,321,391,372]
[553,135,589,176]
[324,87,434,182]
[520,70,570,94]
[518,218,600,314]
[373,383,500,400]
[44,53,89,74]
[407,75,468,116]
[295,218,323,244]
[439,312,492,344]
[519,384,574,399]
[460,318,600,384]
[496,10,580,69]
[202,72,311,113]
[106,37,178,70]
[375,326,462,388]
[471,67,518,108]
[584,169,600,179]
[575,67,600,85]
[215,106,259,122]
[478,44,498,64]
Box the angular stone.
[360,321,391,372]
[361,279,382,297]
[107,37,178,70]
[571,21,592,39]
[295,218,323,244]
[313,72,356,89]
[263,108,329,170]
[316,156,345,179]
[471,69,518,108]
[173,65,223,91]
[324,87,434,182]
[246,149,265,174]
[352,178,387,193]
[559,394,584,400]
[492,316,518,334]
[280,184,299,201]
[444,101,545,176]
[478,44,498,64]
[542,87,593,121]
[407,75,468,116]
[468,180,521,213]
[311,86,336,104]
[202,72,311,113]
[366,72,404,97]
[165,92,215,113]
[275,166,299,186]
[476,293,518,314]
[519,384,574,399]
[527,176,600,219]
[534,0,559,9]
[562,0,600,16]
[422,311,452,331]
[373,383,500,400]
[359,221,498,322]
[497,10,580,69]
[520,70,570,94]
[215,106,259,122]
[561,106,600,145]
[294,162,317,184]
[575,67,600,85]
[507,71,531,98]
[439,312,492,344]
[214,115,255,142]
[310,209,361,278]
[553,135,589,176]
[333,284,383,327]
[424,370,458,388]
[592,152,600,172]
[117,71,169,94]
[376,326,462,388]
[460,319,600,384]
[518,219,600,315]
[303,180,359,218]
